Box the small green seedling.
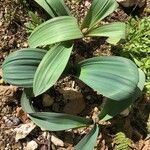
[114,17,150,94]
[2,0,145,149]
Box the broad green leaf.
[30,112,92,131]
[21,89,92,131]
[86,22,126,45]
[34,0,55,17]
[33,43,73,96]
[29,16,83,48]
[74,124,99,150]
[81,0,118,30]
[77,56,139,101]
[2,49,46,87]
[99,69,145,121]
[46,0,71,16]
[34,0,70,17]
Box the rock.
[62,88,85,115]
[25,140,38,150]
[51,144,57,150]
[0,21,2,26]
[22,42,28,48]
[2,116,13,127]
[120,108,130,117]
[11,116,20,126]
[3,116,20,127]
[84,1,91,8]
[14,121,36,142]
[117,0,146,7]
[42,94,54,107]
[51,135,64,147]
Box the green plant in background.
[113,132,132,150]
[2,0,145,149]
[25,11,44,33]
[114,17,150,94]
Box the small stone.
[51,144,56,150]
[14,121,36,142]
[86,95,91,100]
[10,116,20,126]
[25,140,38,150]
[120,108,130,117]
[22,42,28,48]
[42,94,54,107]
[117,0,146,7]
[63,88,85,115]
[0,21,2,26]
[2,116,13,127]
[85,1,91,8]
[51,135,64,147]
[17,43,20,47]
[42,132,47,138]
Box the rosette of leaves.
[2,0,145,149]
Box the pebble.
[116,0,146,7]
[63,89,85,115]
[85,1,91,8]
[2,116,13,127]
[86,95,91,100]
[51,135,64,147]
[14,121,36,142]
[42,94,54,107]
[11,116,20,126]
[0,21,2,26]
[22,42,28,48]
[24,140,38,150]
[2,116,20,127]
[51,144,56,150]
[120,108,130,116]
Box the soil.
[0,0,150,150]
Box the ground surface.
[0,0,150,150]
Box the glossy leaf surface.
[21,89,92,131]
[82,0,118,29]
[99,69,145,121]
[29,16,83,48]
[77,56,139,101]
[74,124,99,150]
[33,43,73,96]
[87,22,126,44]
[2,49,46,87]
